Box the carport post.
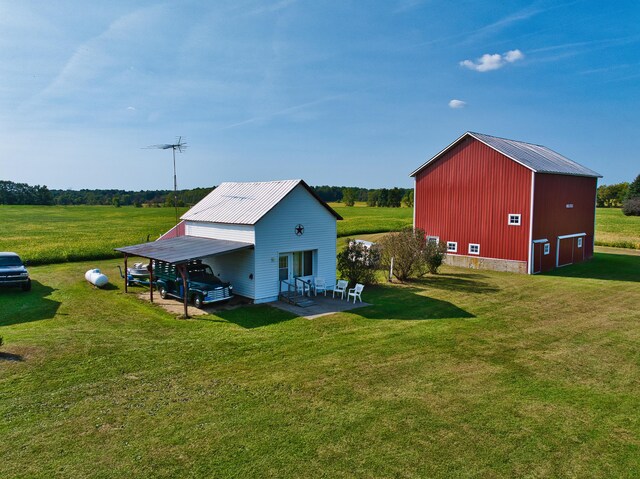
[148,261,154,303]
[178,264,189,319]
[124,254,128,293]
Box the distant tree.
[388,187,403,207]
[367,190,379,207]
[402,189,414,208]
[112,196,121,207]
[342,187,357,207]
[628,174,640,199]
[597,183,629,207]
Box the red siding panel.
[414,137,532,263]
[158,220,185,241]
[532,174,597,272]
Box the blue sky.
[1,0,638,190]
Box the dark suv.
[0,252,31,291]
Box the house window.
[293,250,314,277]
[447,241,457,253]
[544,243,550,255]
[577,237,583,248]
[427,236,439,244]
[508,214,521,226]
[469,243,480,255]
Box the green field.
[1,252,639,477]
[594,208,640,249]
[0,205,637,266]
[0,204,414,265]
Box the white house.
[148,179,342,304]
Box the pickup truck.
[154,260,233,308]
[0,252,31,291]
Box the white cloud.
[460,49,524,72]
[448,99,466,109]
[504,49,524,62]
[126,106,136,111]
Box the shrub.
[337,239,380,285]
[622,197,640,216]
[378,228,426,281]
[0,336,4,348]
[423,240,448,274]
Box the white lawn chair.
[314,277,327,296]
[347,283,364,303]
[333,280,348,300]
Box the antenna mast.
[145,137,187,225]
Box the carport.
[115,236,253,318]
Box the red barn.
[410,132,602,274]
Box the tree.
[628,174,640,199]
[622,197,640,216]
[112,196,121,207]
[367,190,379,207]
[337,239,380,285]
[342,187,357,207]
[378,228,425,281]
[402,189,414,208]
[597,183,629,207]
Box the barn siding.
[254,184,337,303]
[414,136,532,265]
[185,221,255,243]
[532,174,597,272]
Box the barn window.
[508,214,521,226]
[577,237,583,248]
[469,243,480,255]
[447,241,457,253]
[544,243,550,255]
[427,236,439,244]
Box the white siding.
[202,248,255,299]
[186,221,255,243]
[254,184,337,303]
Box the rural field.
[1,251,640,477]
[0,204,636,266]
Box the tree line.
[1,180,414,208]
[0,181,213,207]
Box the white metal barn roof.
[181,179,342,225]
[410,132,602,178]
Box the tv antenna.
[145,136,187,225]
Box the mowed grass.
[1,253,640,477]
[594,208,640,249]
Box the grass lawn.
[594,208,640,249]
[1,254,640,477]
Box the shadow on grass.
[0,352,24,362]
[0,280,60,326]
[411,273,500,294]
[356,285,474,321]
[201,305,297,329]
[547,253,640,282]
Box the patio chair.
[347,283,364,303]
[333,279,349,300]
[314,277,327,296]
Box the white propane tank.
[85,268,109,288]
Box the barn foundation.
[445,255,527,274]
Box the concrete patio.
[269,293,371,319]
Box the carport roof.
[115,236,253,264]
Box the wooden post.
[389,256,394,282]
[178,264,189,319]
[124,254,129,293]
[148,260,154,303]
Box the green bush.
[622,197,640,216]
[337,239,380,285]
[423,240,448,274]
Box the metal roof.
[181,179,342,225]
[410,132,602,178]
[115,236,253,264]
